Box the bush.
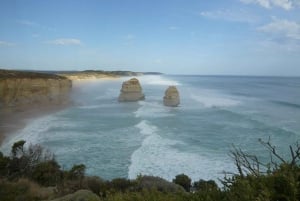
[11,140,26,158]
[109,178,135,192]
[84,176,106,195]
[68,164,86,180]
[103,189,186,201]
[172,174,191,192]
[193,179,219,192]
[136,175,185,193]
[31,160,61,186]
[7,140,54,179]
[0,178,55,201]
[0,152,10,176]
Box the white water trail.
[128,120,235,182]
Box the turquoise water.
[1,75,300,182]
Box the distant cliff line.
[0,69,163,106]
[58,70,142,80]
[2,69,163,80]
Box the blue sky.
[0,0,300,75]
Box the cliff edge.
[59,70,143,80]
[0,69,72,107]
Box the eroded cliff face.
[0,70,72,107]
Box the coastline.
[0,75,122,146]
[0,102,72,146]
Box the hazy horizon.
[1,0,300,76]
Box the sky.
[0,0,300,75]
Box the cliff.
[59,70,143,80]
[118,78,145,102]
[0,69,72,107]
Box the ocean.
[1,75,300,182]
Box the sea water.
[1,75,300,182]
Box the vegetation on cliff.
[0,69,68,80]
[58,70,144,80]
[0,139,299,201]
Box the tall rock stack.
[163,86,180,107]
[118,78,145,102]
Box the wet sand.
[0,103,71,146]
[0,76,124,146]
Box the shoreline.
[0,102,72,146]
[0,76,122,146]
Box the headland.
[0,69,161,144]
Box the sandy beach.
[0,76,121,146]
[0,103,72,146]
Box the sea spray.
[1,75,299,182]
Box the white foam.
[139,75,181,86]
[134,101,175,118]
[135,120,158,136]
[78,105,102,109]
[129,121,236,183]
[0,115,57,154]
[190,89,240,108]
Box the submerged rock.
[118,78,145,102]
[163,86,180,107]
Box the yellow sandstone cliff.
[0,70,72,107]
[118,78,145,102]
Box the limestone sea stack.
[118,78,145,102]
[163,86,180,107]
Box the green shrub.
[0,178,55,201]
[103,189,186,201]
[0,152,10,176]
[84,176,106,195]
[136,175,185,193]
[193,179,218,192]
[31,160,61,186]
[68,164,86,180]
[173,174,191,192]
[109,178,135,192]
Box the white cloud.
[258,18,300,40]
[199,9,259,23]
[17,19,56,31]
[45,38,82,45]
[240,0,294,10]
[0,41,15,47]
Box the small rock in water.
[163,86,180,107]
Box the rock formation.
[118,78,145,102]
[0,70,72,107]
[163,86,180,107]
